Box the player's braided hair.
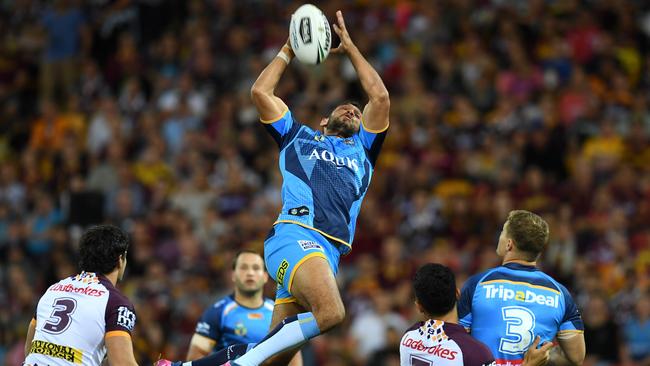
[79,225,130,275]
[413,263,457,317]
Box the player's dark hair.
[505,210,549,259]
[413,263,457,317]
[232,250,263,270]
[327,100,362,116]
[79,225,130,275]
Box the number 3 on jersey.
[43,298,77,334]
[499,306,536,355]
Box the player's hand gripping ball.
[289,4,332,65]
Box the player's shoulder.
[493,263,566,293]
[443,323,495,365]
[212,294,236,310]
[97,275,134,310]
[462,267,498,290]
[263,298,275,312]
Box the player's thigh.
[263,301,305,366]
[289,255,345,331]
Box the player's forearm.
[251,46,293,96]
[549,344,584,366]
[346,46,389,102]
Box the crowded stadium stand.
[1,0,650,365]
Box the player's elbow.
[371,90,390,106]
[250,84,271,101]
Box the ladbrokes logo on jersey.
[401,338,458,360]
[49,283,105,297]
[482,284,559,308]
[308,149,359,171]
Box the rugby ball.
[289,4,332,65]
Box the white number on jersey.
[43,298,77,334]
[498,306,536,355]
[410,355,433,366]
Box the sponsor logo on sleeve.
[288,206,310,217]
[297,240,323,251]
[116,306,136,331]
[196,321,210,334]
[276,260,289,286]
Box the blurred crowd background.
[1,0,650,365]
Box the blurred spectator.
[622,293,650,365]
[2,1,650,365]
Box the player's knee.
[313,299,345,331]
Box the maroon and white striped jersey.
[23,272,136,366]
[400,320,496,366]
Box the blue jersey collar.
[502,262,538,271]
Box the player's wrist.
[277,46,294,64]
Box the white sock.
[234,313,320,366]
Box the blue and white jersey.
[194,295,274,351]
[458,263,584,366]
[262,109,387,254]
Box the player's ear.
[320,117,328,127]
[262,271,269,284]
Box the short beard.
[239,288,261,298]
[326,117,357,138]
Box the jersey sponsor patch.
[481,283,559,308]
[116,306,136,331]
[196,321,210,334]
[247,312,263,319]
[29,340,83,364]
[289,206,310,216]
[49,283,106,297]
[297,240,323,251]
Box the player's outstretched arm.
[331,10,389,132]
[106,333,139,366]
[250,40,292,122]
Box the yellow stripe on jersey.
[29,340,83,364]
[275,297,298,305]
[360,118,389,133]
[273,220,352,252]
[105,330,132,339]
[287,252,328,294]
[479,279,561,294]
[260,109,289,124]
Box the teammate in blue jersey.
[156,9,390,366]
[186,251,277,361]
[458,210,586,366]
[400,263,553,366]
